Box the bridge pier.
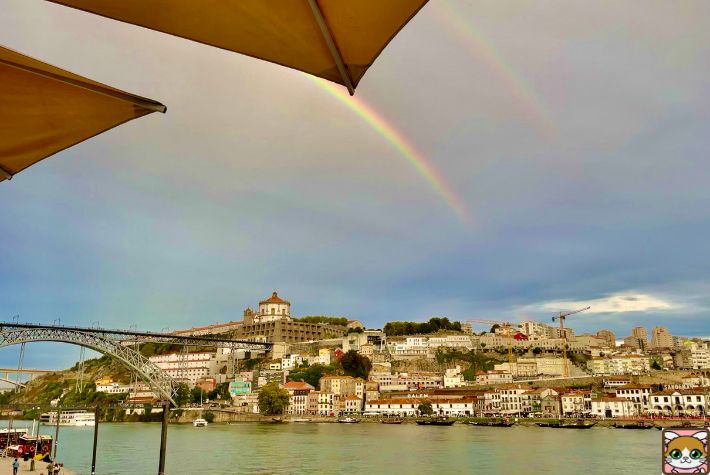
[158,401,170,475]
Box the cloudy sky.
[1,0,709,369]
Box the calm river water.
[37,422,660,474]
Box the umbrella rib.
[0,165,12,180]
[307,0,355,96]
[0,58,166,113]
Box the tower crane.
[551,306,591,377]
[467,319,518,366]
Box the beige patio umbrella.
[0,46,166,182]
[47,0,429,95]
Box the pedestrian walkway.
[0,456,76,474]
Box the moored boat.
[538,419,594,429]
[193,418,208,427]
[40,410,95,427]
[613,421,655,429]
[292,418,312,423]
[416,417,455,426]
[337,417,360,423]
[469,419,514,427]
[381,419,403,425]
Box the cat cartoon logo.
[662,428,708,474]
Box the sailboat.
[193,390,208,428]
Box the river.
[37,422,660,474]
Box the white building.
[675,344,710,370]
[650,389,707,416]
[282,381,314,415]
[498,388,528,415]
[388,338,429,358]
[428,335,473,350]
[281,354,304,370]
[95,381,131,394]
[149,351,217,386]
[591,397,638,418]
[475,370,513,385]
[243,291,292,324]
[364,398,478,417]
[519,321,555,340]
[561,391,586,416]
[443,366,465,388]
[587,355,650,375]
[614,384,652,413]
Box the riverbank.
[172,410,709,428]
[0,456,76,475]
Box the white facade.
[614,385,652,413]
[149,352,216,385]
[561,392,585,416]
[675,345,710,370]
[650,390,707,416]
[252,291,291,323]
[498,388,527,415]
[519,321,555,339]
[587,355,650,375]
[443,366,465,388]
[96,382,131,394]
[281,353,304,370]
[428,335,474,350]
[364,398,478,416]
[475,370,513,385]
[591,398,638,418]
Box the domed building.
[258,292,291,321]
[243,291,292,324]
[237,291,346,343]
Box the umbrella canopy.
[0,46,166,182]
[47,0,429,95]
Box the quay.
[0,457,76,475]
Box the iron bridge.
[0,322,272,406]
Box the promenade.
[0,457,76,475]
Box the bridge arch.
[0,326,176,405]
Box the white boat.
[40,410,95,427]
[193,418,208,427]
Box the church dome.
[259,292,290,305]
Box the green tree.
[532,347,542,355]
[418,400,434,416]
[288,363,341,388]
[174,383,191,407]
[258,382,290,416]
[191,386,207,404]
[651,360,662,370]
[340,350,372,380]
[203,411,215,423]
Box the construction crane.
[551,306,591,377]
[467,319,518,366]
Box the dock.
[0,456,77,475]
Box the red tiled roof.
[283,381,314,390]
[260,292,290,305]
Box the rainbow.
[434,2,558,139]
[307,76,470,224]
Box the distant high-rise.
[596,329,616,348]
[651,326,673,349]
[631,326,649,351]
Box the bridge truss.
[0,322,271,406]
